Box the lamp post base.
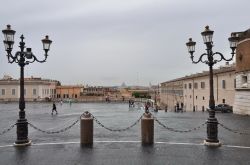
[15,119,30,146]
[14,140,32,147]
[204,140,221,147]
[206,109,220,145]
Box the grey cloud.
[0,0,250,86]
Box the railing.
[1,112,250,144]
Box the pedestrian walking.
[165,105,168,112]
[51,102,58,115]
[145,104,149,113]
[145,101,150,113]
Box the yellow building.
[56,85,84,100]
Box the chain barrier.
[6,115,250,137]
[153,116,206,133]
[91,113,143,132]
[0,123,16,136]
[28,119,79,134]
[218,123,250,135]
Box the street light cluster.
[2,25,52,146]
[186,26,239,146]
[2,25,52,63]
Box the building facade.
[183,65,235,111]
[234,29,250,115]
[56,85,84,100]
[160,64,235,112]
[0,75,59,101]
[160,79,183,111]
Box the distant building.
[160,64,236,112]
[183,65,235,112]
[0,76,60,101]
[82,86,116,96]
[160,78,183,111]
[80,86,122,101]
[56,85,84,100]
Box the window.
[12,89,15,95]
[190,95,192,98]
[222,80,226,89]
[33,89,37,95]
[194,83,198,89]
[234,79,236,88]
[203,96,205,100]
[75,94,77,98]
[201,82,205,89]
[222,99,225,103]
[196,96,197,99]
[1,89,5,95]
[189,83,192,89]
[241,75,248,88]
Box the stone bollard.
[141,112,154,145]
[80,111,93,147]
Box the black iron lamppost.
[186,26,239,146]
[2,25,52,146]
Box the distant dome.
[121,82,127,88]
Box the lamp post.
[2,25,52,146]
[186,26,239,146]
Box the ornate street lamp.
[186,26,239,146]
[2,25,52,146]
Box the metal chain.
[153,116,206,133]
[219,123,250,135]
[91,114,143,132]
[0,123,16,136]
[28,119,79,134]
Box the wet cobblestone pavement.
[0,102,250,165]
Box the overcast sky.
[0,0,249,86]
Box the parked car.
[214,104,233,113]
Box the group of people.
[105,96,111,102]
[175,102,184,112]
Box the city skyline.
[0,0,249,86]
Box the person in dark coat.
[51,102,58,115]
